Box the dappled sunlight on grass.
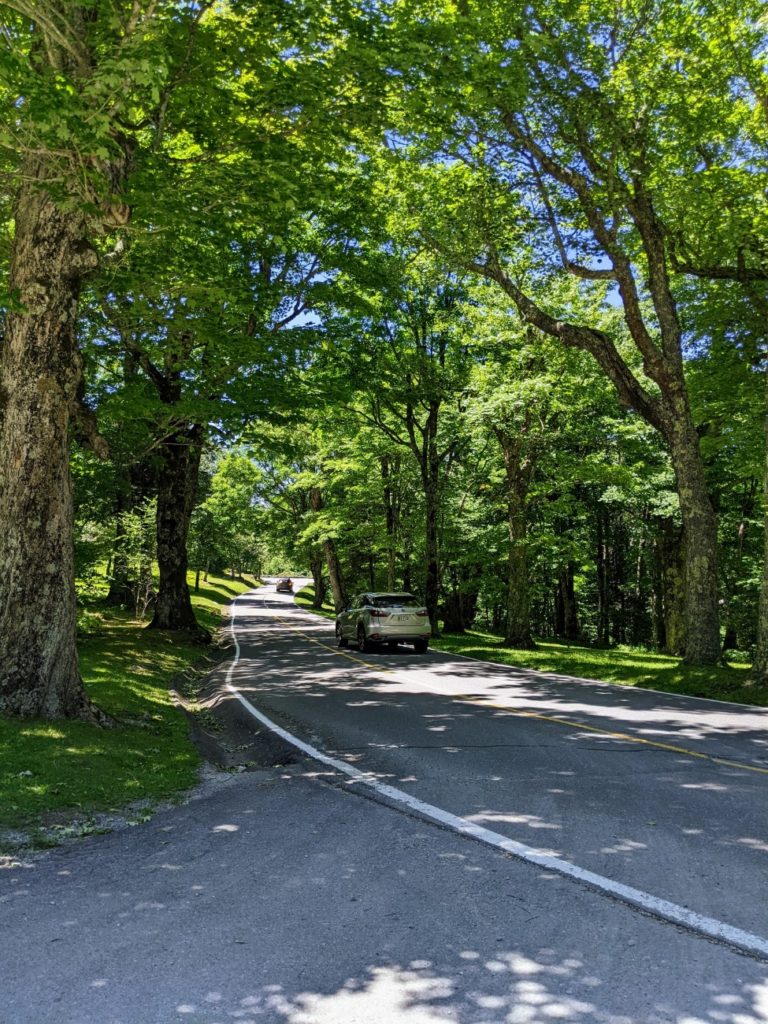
[0,572,258,834]
[295,585,336,620]
[431,631,762,706]
[189,573,258,632]
[19,726,66,740]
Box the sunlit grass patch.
[0,572,258,836]
[189,575,255,631]
[294,585,336,620]
[431,631,762,706]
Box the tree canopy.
[0,0,765,719]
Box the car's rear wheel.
[414,638,428,654]
[336,623,348,649]
[357,624,373,653]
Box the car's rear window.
[372,594,421,608]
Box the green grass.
[0,572,258,837]
[430,630,763,706]
[294,585,336,620]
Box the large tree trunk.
[323,541,347,612]
[441,584,466,633]
[309,487,347,611]
[555,564,579,641]
[504,501,535,647]
[310,550,326,609]
[0,181,102,720]
[149,426,203,632]
[665,410,720,664]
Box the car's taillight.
[369,609,391,618]
[416,610,428,616]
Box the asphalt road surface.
[3,581,768,1024]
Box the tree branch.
[466,255,665,433]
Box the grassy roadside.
[0,572,258,845]
[294,585,336,620]
[430,631,761,706]
[294,585,762,706]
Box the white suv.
[336,593,431,653]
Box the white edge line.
[225,592,768,962]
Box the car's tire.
[358,624,372,653]
[414,638,429,654]
[336,623,348,649]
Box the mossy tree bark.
[663,403,720,663]
[0,175,101,719]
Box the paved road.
[231,587,768,943]
[2,582,768,1024]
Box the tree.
[189,452,262,581]
[465,286,611,647]
[379,0,768,664]
[320,248,474,630]
[0,1,209,718]
[0,0,370,714]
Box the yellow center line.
[454,697,768,776]
[267,610,767,778]
[274,617,396,673]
